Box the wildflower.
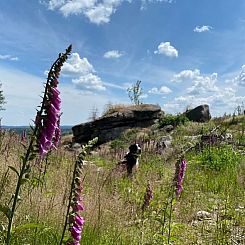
[66,173,85,244]
[142,181,153,210]
[35,47,70,158]
[61,138,98,245]
[174,159,187,198]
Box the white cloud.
[43,0,172,24]
[61,52,107,92]
[62,52,94,76]
[186,72,218,95]
[171,69,218,95]
[61,52,127,92]
[0,54,19,61]
[163,68,244,116]
[171,69,200,82]
[232,64,245,86]
[72,73,106,91]
[0,65,113,125]
[103,50,124,59]
[194,25,213,33]
[84,2,119,24]
[154,42,178,58]
[45,0,66,10]
[149,86,172,94]
[44,0,125,24]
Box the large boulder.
[185,104,211,122]
[72,104,162,144]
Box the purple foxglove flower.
[175,159,187,198]
[36,86,61,158]
[52,126,61,148]
[69,225,81,241]
[73,201,84,212]
[75,214,85,226]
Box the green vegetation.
[0,83,6,111]
[158,114,189,128]
[127,80,143,105]
[0,115,244,244]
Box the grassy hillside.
[0,115,244,244]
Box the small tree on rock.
[127,80,143,105]
[0,82,6,111]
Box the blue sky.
[0,0,244,125]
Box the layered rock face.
[72,104,162,144]
[185,104,211,122]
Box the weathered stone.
[72,104,162,144]
[185,105,211,122]
[196,211,212,220]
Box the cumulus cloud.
[171,69,218,95]
[103,50,124,59]
[149,86,172,94]
[61,52,106,92]
[232,65,245,86]
[43,0,124,24]
[163,68,244,115]
[0,54,19,61]
[62,53,94,76]
[194,25,213,33]
[154,42,178,57]
[186,72,218,95]
[43,0,173,24]
[72,73,106,91]
[171,69,200,82]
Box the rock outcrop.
[72,104,162,144]
[185,104,211,122]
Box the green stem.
[161,187,172,236]
[167,186,175,244]
[5,136,35,244]
[59,159,77,245]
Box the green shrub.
[196,145,241,171]
[158,114,189,128]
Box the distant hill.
[1,126,72,135]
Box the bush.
[158,114,189,128]
[196,145,241,171]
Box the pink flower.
[69,225,82,241]
[66,173,85,244]
[72,201,84,212]
[75,214,85,226]
[37,87,61,158]
[175,159,187,198]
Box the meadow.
[0,47,244,244]
[0,114,244,245]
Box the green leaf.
[0,204,12,219]
[154,217,166,227]
[8,165,19,176]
